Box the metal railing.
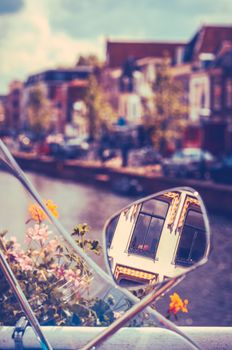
[0,326,231,349]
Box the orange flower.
[168,292,188,315]
[28,200,59,222]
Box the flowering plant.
[167,292,189,320]
[0,200,115,327]
[0,199,189,328]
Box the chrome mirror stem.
[80,276,201,350]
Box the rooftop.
[185,25,232,62]
[106,40,186,68]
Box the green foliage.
[143,56,188,154]
[76,54,103,69]
[71,223,102,255]
[25,83,52,137]
[76,54,117,139]
[84,74,117,140]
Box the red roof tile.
[193,25,232,59]
[106,41,186,68]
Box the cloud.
[0,0,24,14]
[47,0,232,41]
[47,0,144,40]
[0,1,104,93]
[0,0,232,93]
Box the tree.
[25,84,52,139]
[76,54,103,69]
[76,54,117,140]
[84,74,117,140]
[143,56,188,155]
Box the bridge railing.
[0,326,231,349]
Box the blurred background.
[0,0,231,327]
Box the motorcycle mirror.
[80,187,210,350]
[104,187,210,291]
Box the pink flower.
[26,224,50,245]
[3,237,33,271]
[7,236,21,253]
[16,254,33,271]
[64,269,81,287]
[46,238,59,252]
[5,236,24,261]
[50,264,66,279]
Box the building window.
[119,76,134,92]
[128,199,169,258]
[132,102,137,118]
[49,86,57,99]
[226,79,232,108]
[56,101,62,109]
[12,100,19,109]
[13,112,19,121]
[175,46,185,65]
[175,209,206,267]
[13,89,20,97]
[213,79,222,110]
[54,72,66,81]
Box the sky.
[0,0,232,93]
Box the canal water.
[0,171,231,327]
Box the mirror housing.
[104,187,210,290]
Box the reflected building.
[107,190,206,288]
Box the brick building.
[182,25,232,154]
[0,95,7,131]
[23,67,92,133]
[5,81,23,131]
[103,26,232,155]
[103,40,186,125]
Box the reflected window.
[128,198,169,258]
[106,215,119,248]
[175,209,206,266]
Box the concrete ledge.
[0,326,231,349]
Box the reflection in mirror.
[105,189,208,289]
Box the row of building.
[103,25,232,155]
[0,24,232,154]
[0,67,93,136]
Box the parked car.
[17,133,34,152]
[66,136,89,156]
[48,137,89,159]
[49,137,90,159]
[128,147,162,167]
[210,155,232,184]
[162,148,216,179]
